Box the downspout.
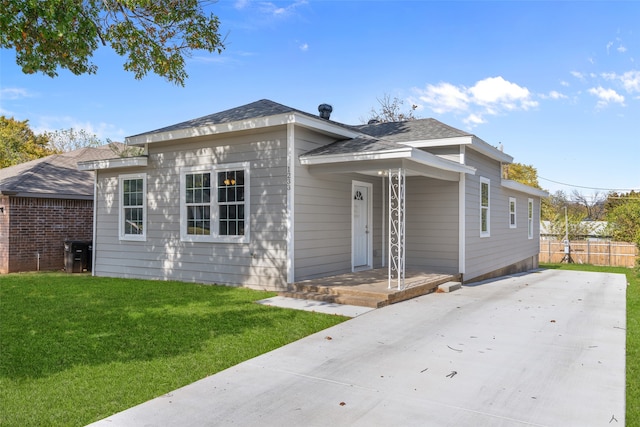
[286,123,295,284]
[381,174,386,267]
[458,146,466,278]
[91,171,97,276]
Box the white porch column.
[388,168,406,290]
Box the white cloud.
[0,87,33,100]
[570,71,586,81]
[540,90,568,100]
[299,42,309,52]
[414,76,537,127]
[603,70,640,93]
[469,76,538,111]
[588,86,625,108]
[258,0,308,17]
[416,82,469,114]
[607,41,614,54]
[617,45,627,53]
[560,80,570,87]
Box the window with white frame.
[119,173,146,241]
[180,163,249,243]
[528,198,534,239]
[480,177,490,237]
[509,197,517,228]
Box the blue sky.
[1,1,638,197]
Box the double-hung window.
[509,197,517,229]
[119,173,146,241]
[480,177,490,237]
[180,163,249,243]
[528,198,534,239]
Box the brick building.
[0,145,120,273]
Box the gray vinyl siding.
[420,146,461,163]
[464,149,540,281]
[93,129,289,290]
[405,177,459,274]
[293,127,383,281]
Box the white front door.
[352,182,372,270]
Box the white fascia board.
[401,136,473,148]
[77,156,148,171]
[301,147,475,175]
[501,179,549,198]
[401,135,513,164]
[125,113,358,146]
[410,148,476,175]
[300,147,414,166]
[470,137,514,163]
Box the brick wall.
[4,197,93,273]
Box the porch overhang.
[300,147,476,181]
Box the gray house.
[79,99,547,290]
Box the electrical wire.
[539,176,640,192]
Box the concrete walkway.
[88,269,627,426]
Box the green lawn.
[0,273,347,427]
[541,263,639,425]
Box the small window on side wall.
[119,173,147,241]
[480,177,490,237]
[528,198,534,239]
[509,197,517,229]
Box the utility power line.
[539,176,640,192]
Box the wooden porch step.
[278,290,387,309]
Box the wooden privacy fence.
[539,240,638,268]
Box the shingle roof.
[301,135,405,157]
[0,144,122,198]
[129,99,322,138]
[352,118,472,142]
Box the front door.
[352,182,372,270]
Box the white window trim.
[180,162,250,244]
[480,177,490,237]
[528,198,534,239]
[119,173,147,241]
[509,197,517,229]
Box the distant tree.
[545,210,595,241]
[503,163,542,189]
[0,116,54,168]
[0,0,225,86]
[571,190,606,221]
[44,128,102,152]
[364,94,419,123]
[605,192,640,243]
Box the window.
[480,177,490,237]
[509,197,517,229]
[119,174,146,241]
[180,163,249,243]
[528,198,534,239]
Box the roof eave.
[78,156,148,171]
[300,147,475,175]
[501,179,549,198]
[125,113,360,146]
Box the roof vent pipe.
[318,103,333,120]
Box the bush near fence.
[539,240,638,268]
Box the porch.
[280,268,461,308]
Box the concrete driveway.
[88,269,627,426]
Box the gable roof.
[352,118,472,142]
[0,144,121,199]
[126,99,358,145]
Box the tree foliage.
[44,128,102,152]
[0,0,225,86]
[0,116,55,168]
[605,192,640,244]
[364,94,419,123]
[502,163,541,189]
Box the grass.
[0,273,348,427]
[541,263,639,425]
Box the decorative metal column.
[388,168,406,290]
